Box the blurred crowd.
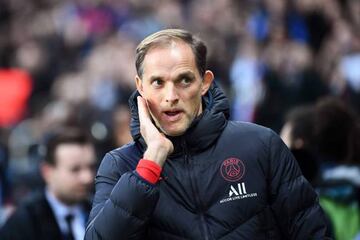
[0,0,359,239]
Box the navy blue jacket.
[85,83,329,239]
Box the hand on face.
[135,42,214,137]
[137,96,174,166]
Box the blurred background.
[0,0,359,239]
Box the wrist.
[144,143,171,166]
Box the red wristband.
[136,159,162,184]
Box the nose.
[165,84,179,104]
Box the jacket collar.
[128,82,230,155]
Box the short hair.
[285,105,315,149]
[44,127,93,166]
[135,29,207,78]
[314,97,358,163]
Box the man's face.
[44,143,96,205]
[136,41,213,136]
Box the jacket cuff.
[136,159,162,184]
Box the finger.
[137,96,151,125]
[137,96,147,124]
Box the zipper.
[182,140,211,240]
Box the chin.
[162,127,187,137]
[166,131,184,137]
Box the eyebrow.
[149,75,163,82]
[176,71,196,81]
[148,71,196,82]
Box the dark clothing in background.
[85,83,329,239]
[0,192,91,240]
[254,68,329,132]
[0,142,9,205]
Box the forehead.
[54,143,95,166]
[142,41,198,78]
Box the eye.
[151,79,163,87]
[180,77,192,86]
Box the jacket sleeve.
[267,130,330,239]
[85,153,159,240]
[0,207,35,240]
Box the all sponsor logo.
[220,157,245,182]
[229,182,247,196]
[220,182,258,204]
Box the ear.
[40,162,53,184]
[135,75,144,96]
[201,70,214,96]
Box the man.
[0,127,96,240]
[85,29,330,239]
[280,105,320,185]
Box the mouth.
[163,109,183,122]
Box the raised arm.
[84,152,159,240]
[85,96,173,240]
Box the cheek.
[51,171,62,183]
[185,91,202,111]
[57,170,76,183]
[51,172,69,191]
[146,97,161,113]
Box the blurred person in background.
[313,97,360,240]
[281,97,360,240]
[230,37,262,122]
[280,105,320,185]
[111,104,132,148]
[0,127,96,240]
[280,104,338,239]
[314,97,360,168]
[0,128,12,226]
[0,131,9,204]
[85,28,329,240]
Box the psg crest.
[220,158,245,182]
